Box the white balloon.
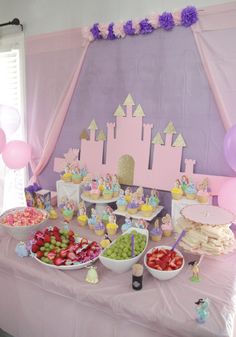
[0,104,21,136]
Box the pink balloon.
[218,178,236,217]
[2,140,31,170]
[224,124,236,172]
[0,128,6,153]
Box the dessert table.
[0,216,235,337]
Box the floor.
[0,329,13,337]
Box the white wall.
[0,0,233,36]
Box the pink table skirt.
[0,219,235,337]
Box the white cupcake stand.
[81,193,119,215]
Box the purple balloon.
[224,124,236,172]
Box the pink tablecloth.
[0,219,235,337]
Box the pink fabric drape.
[26,29,89,181]
[192,2,236,130]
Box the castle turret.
[88,119,98,141]
[123,94,135,118]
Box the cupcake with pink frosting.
[161,214,173,237]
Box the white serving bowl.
[0,207,49,241]
[144,245,185,280]
[99,227,149,273]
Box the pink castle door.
[117,155,135,185]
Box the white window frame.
[0,32,27,212]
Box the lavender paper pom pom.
[123,20,135,35]
[139,19,154,34]
[181,6,198,27]
[107,23,117,40]
[159,12,175,31]
[90,23,102,40]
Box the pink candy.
[2,207,46,227]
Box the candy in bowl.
[0,207,49,241]
[99,227,149,273]
[144,245,185,280]
[31,226,101,270]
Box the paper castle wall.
[54,94,229,195]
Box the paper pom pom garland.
[83,6,198,42]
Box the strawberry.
[60,249,68,258]
[67,251,77,260]
[36,238,44,247]
[68,230,74,237]
[53,257,65,266]
[31,244,40,253]
[47,252,56,260]
[36,251,44,259]
[44,234,51,243]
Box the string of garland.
[83,6,198,42]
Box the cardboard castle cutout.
[54,94,229,194]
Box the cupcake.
[150,226,162,242]
[141,198,153,217]
[63,208,73,221]
[77,214,88,227]
[127,200,139,215]
[124,187,132,203]
[90,188,100,200]
[121,217,132,233]
[94,222,105,236]
[72,172,82,184]
[161,214,173,237]
[102,186,113,200]
[171,179,183,200]
[185,182,197,200]
[106,222,118,236]
[61,172,72,183]
[197,178,210,203]
[83,184,91,197]
[116,195,127,212]
[197,190,209,203]
[49,207,58,220]
[77,202,88,226]
[88,208,97,231]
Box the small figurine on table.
[85,266,99,284]
[188,260,200,282]
[195,298,210,323]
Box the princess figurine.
[188,260,200,282]
[181,175,189,195]
[88,208,97,230]
[195,298,210,323]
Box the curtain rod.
[0,18,23,31]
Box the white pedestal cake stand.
[81,193,119,215]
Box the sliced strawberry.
[36,251,44,259]
[31,244,40,253]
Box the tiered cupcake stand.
[81,193,119,215]
[113,206,163,222]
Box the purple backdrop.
[38,27,234,213]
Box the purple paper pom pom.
[181,6,198,27]
[139,18,154,34]
[123,20,135,35]
[90,23,102,40]
[107,23,117,40]
[159,12,175,31]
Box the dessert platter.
[175,204,236,255]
